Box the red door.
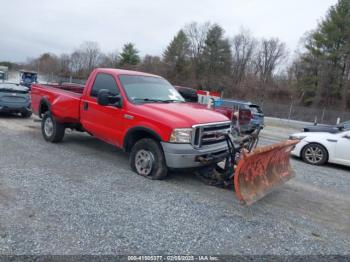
[80,73,125,147]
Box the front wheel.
[129,138,168,180]
[41,112,65,143]
[301,143,328,165]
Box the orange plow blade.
[234,140,299,205]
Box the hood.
[0,83,29,93]
[290,131,335,140]
[132,102,230,128]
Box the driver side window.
[91,73,120,97]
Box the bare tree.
[70,51,85,76]
[184,22,211,61]
[34,53,61,81]
[184,22,211,85]
[69,41,101,77]
[255,38,288,103]
[137,55,164,75]
[58,53,71,76]
[80,41,101,73]
[231,29,257,89]
[99,51,119,68]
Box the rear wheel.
[41,112,65,143]
[301,143,328,165]
[129,138,168,180]
[21,110,32,118]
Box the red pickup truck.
[31,68,231,179]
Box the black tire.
[21,110,32,118]
[41,112,65,143]
[129,138,168,180]
[301,143,328,165]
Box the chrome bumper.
[161,141,228,169]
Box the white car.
[290,130,350,167]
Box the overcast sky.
[0,0,338,62]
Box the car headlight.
[289,135,306,140]
[169,128,192,143]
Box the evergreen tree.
[118,43,140,67]
[297,0,350,109]
[202,24,232,90]
[163,30,191,84]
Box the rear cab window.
[249,105,263,114]
[90,73,120,97]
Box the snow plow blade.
[234,140,299,205]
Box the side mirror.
[97,89,122,108]
[97,89,110,106]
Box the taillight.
[227,110,233,120]
[239,109,252,125]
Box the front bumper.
[291,140,308,157]
[161,141,229,169]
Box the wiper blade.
[133,98,166,103]
[161,99,185,103]
[133,98,183,103]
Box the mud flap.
[234,140,299,205]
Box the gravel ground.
[0,115,349,255]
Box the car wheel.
[21,110,32,118]
[301,143,328,165]
[129,138,168,180]
[41,112,65,143]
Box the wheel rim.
[135,149,155,176]
[44,117,54,137]
[305,146,324,164]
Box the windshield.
[119,75,184,103]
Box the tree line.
[1,0,349,111]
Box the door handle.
[83,102,89,111]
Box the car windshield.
[119,75,184,103]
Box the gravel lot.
[0,115,349,255]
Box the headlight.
[289,135,306,140]
[169,128,192,143]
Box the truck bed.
[44,83,85,94]
[31,83,85,123]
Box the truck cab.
[20,70,38,89]
[31,69,231,179]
